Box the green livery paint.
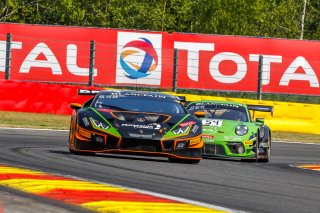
[90,107,121,137]
[186,100,272,162]
[162,114,190,140]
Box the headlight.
[90,117,109,130]
[172,126,190,135]
[235,125,248,136]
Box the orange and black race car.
[69,89,203,163]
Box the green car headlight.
[90,117,109,130]
[235,125,248,136]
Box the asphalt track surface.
[0,128,319,213]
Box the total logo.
[116,32,162,85]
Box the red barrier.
[0,80,98,115]
[1,23,320,95]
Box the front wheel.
[258,134,271,163]
[69,135,95,156]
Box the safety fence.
[1,23,320,103]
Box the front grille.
[202,144,226,155]
[121,138,162,152]
[227,142,244,154]
[162,140,174,150]
[106,135,120,148]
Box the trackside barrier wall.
[0,80,99,115]
[0,80,319,134]
[164,92,320,135]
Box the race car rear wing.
[78,89,101,95]
[247,104,274,120]
[177,96,186,105]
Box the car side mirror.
[194,111,206,118]
[70,103,82,110]
[255,118,264,124]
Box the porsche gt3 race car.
[69,89,203,163]
[186,100,273,162]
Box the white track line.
[0,127,68,132]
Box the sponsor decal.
[173,126,190,135]
[189,137,201,145]
[224,136,242,141]
[187,105,205,111]
[129,133,153,139]
[179,121,196,127]
[99,92,168,99]
[203,135,214,139]
[202,119,223,127]
[116,32,162,85]
[78,89,101,95]
[191,125,199,133]
[122,123,161,130]
[244,140,253,145]
[90,118,109,130]
[121,92,168,98]
[190,103,241,109]
[82,117,90,126]
[203,128,217,134]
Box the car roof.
[188,100,247,108]
[98,90,180,101]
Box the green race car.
[186,100,273,162]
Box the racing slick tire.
[69,131,95,156]
[258,133,271,163]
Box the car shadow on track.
[202,156,258,163]
[49,150,171,163]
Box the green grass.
[0,111,319,143]
[0,111,70,130]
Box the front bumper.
[202,141,255,159]
[73,127,203,160]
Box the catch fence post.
[88,40,95,86]
[5,33,12,80]
[257,55,263,100]
[172,48,178,93]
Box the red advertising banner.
[171,32,320,95]
[0,23,173,89]
[1,23,320,95]
[0,80,98,115]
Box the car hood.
[94,109,189,140]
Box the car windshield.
[187,103,249,122]
[92,95,187,114]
